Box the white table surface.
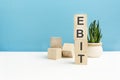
[0,52,120,80]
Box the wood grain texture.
[48,48,62,60]
[74,27,87,40]
[75,53,87,65]
[74,40,88,53]
[74,14,87,27]
[62,43,74,58]
[50,37,62,48]
[74,14,88,65]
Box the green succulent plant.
[88,20,102,43]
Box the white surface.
[0,52,120,80]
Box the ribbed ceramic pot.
[87,43,103,58]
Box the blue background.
[0,0,120,51]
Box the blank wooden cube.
[62,43,74,58]
[74,40,88,53]
[50,37,62,48]
[48,48,62,60]
[75,53,87,65]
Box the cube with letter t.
[74,14,88,65]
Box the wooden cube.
[48,48,62,60]
[75,53,87,65]
[74,27,87,40]
[74,14,87,27]
[62,43,74,58]
[50,37,62,48]
[74,40,88,53]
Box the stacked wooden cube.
[48,37,62,60]
[74,14,88,65]
[48,37,74,59]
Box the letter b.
[77,29,84,38]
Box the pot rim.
[88,42,102,46]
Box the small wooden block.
[74,40,88,53]
[74,14,87,27]
[62,43,74,58]
[74,27,87,40]
[48,48,62,60]
[50,37,62,48]
[75,53,87,65]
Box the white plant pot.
[87,43,103,58]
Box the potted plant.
[87,20,103,58]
